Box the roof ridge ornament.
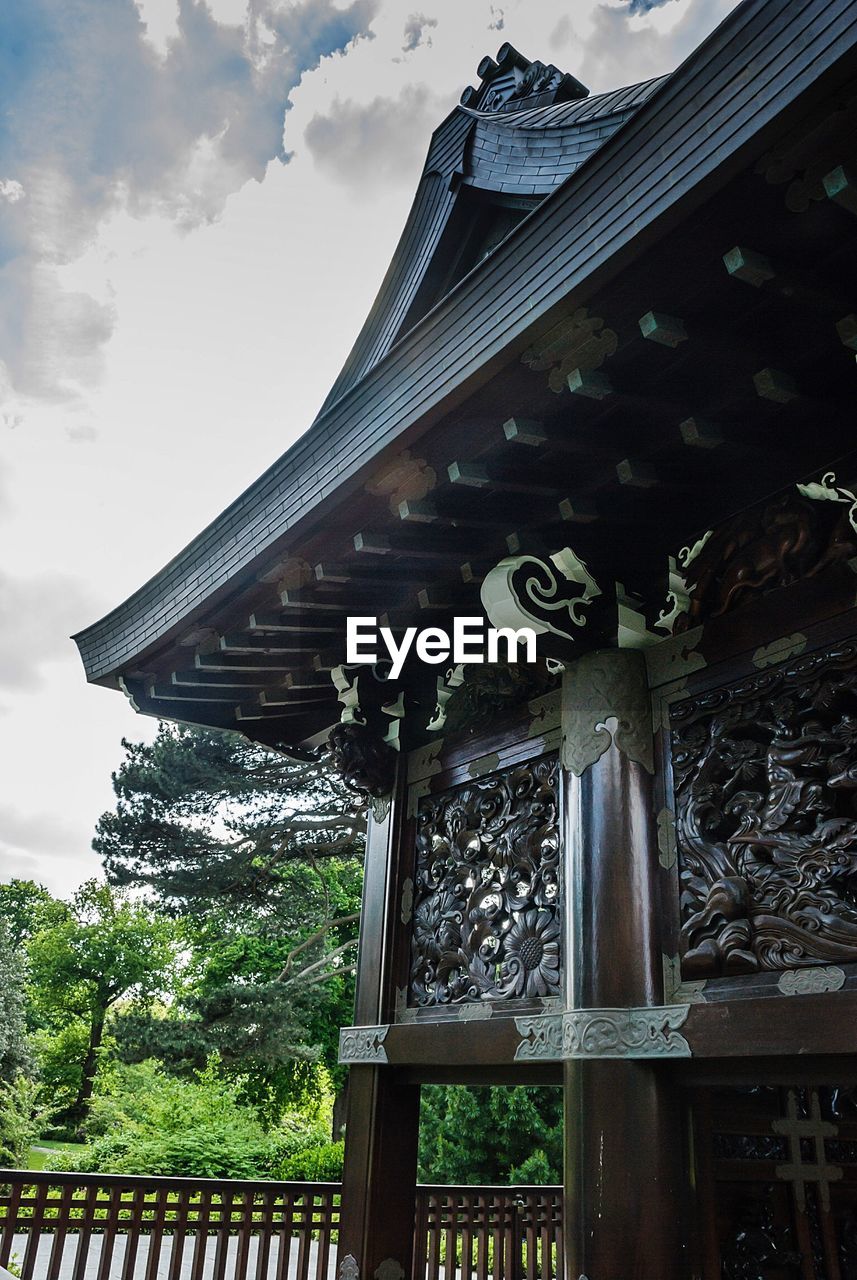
[460,42,588,114]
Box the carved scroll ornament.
[520,307,617,395]
[514,1005,691,1060]
[338,1025,389,1064]
[561,648,654,776]
[481,547,601,644]
[409,756,560,1007]
[673,641,857,977]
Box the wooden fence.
[0,1172,562,1280]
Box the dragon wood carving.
[674,489,857,633]
[409,756,560,1007]
[672,642,857,977]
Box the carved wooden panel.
[674,488,857,633]
[671,642,857,978]
[701,1085,857,1279]
[408,755,560,1007]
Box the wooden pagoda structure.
[76,1,857,1274]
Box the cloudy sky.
[1,0,741,895]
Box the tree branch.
[280,937,359,987]
[277,914,360,981]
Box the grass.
[25,1140,87,1171]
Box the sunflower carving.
[408,755,560,1006]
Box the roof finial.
[461,44,588,113]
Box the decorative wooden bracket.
[480,546,602,645]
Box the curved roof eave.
[74,0,857,687]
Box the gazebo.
[75,1,857,1274]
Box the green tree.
[418,1086,563,1184]
[0,917,42,1168]
[28,879,176,1131]
[0,879,65,950]
[0,919,31,1083]
[93,725,365,1121]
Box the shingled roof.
[320,54,666,411]
[73,0,857,733]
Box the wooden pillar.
[560,649,689,1280]
[336,767,421,1280]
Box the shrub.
[275,1140,344,1182]
[46,1060,273,1179]
[0,1076,47,1167]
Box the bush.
[44,1058,342,1181]
[275,1140,344,1182]
[0,1076,47,1167]
[46,1060,273,1179]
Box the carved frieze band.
[561,649,654,776]
[514,1006,691,1061]
[338,1025,389,1064]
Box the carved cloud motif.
[521,307,618,394]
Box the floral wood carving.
[672,642,857,977]
[328,722,397,799]
[673,490,857,633]
[409,756,560,1006]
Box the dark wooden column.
[561,649,689,1280]
[336,765,421,1280]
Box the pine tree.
[93,724,365,1119]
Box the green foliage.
[418,1086,562,1185]
[0,919,31,1083]
[31,1023,94,1124]
[46,1058,339,1180]
[0,1075,47,1167]
[28,880,176,1028]
[95,725,364,1113]
[47,1060,272,1178]
[276,1140,344,1182]
[26,879,177,1132]
[0,880,64,950]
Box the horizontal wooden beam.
[171,669,270,689]
[248,612,341,633]
[345,990,857,1067]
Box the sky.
[0,0,742,896]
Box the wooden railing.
[0,1172,562,1280]
[415,1186,562,1280]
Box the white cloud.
[0,570,102,692]
[0,179,25,204]
[0,0,378,411]
[401,12,437,53]
[0,803,102,896]
[305,85,444,192]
